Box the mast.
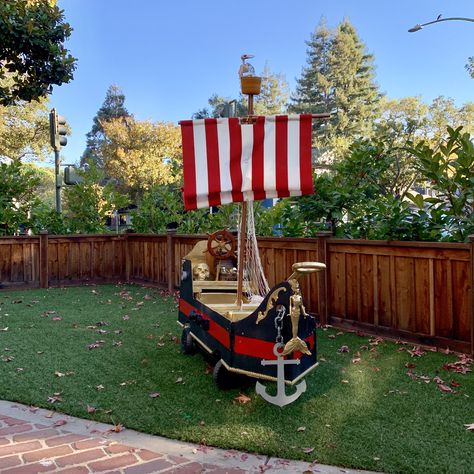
[236,56,261,307]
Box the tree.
[466,57,474,78]
[192,93,246,119]
[0,0,76,105]
[0,88,51,161]
[80,85,130,168]
[193,65,288,118]
[100,117,182,200]
[63,165,128,233]
[291,18,381,157]
[0,160,40,235]
[253,64,289,116]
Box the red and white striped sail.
[180,114,313,210]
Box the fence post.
[470,235,474,355]
[316,231,332,326]
[39,230,49,288]
[167,229,177,293]
[124,234,131,283]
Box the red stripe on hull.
[179,299,230,349]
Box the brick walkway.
[0,401,375,474]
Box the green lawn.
[0,284,472,474]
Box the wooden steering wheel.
[207,229,236,260]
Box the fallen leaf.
[438,384,455,393]
[87,405,97,413]
[175,377,183,384]
[52,317,62,321]
[47,394,62,404]
[338,345,350,353]
[302,447,315,454]
[144,294,153,300]
[0,327,8,332]
[53,419,67,427]
[122,315,130,321]
[113,341,123,347]
[405,362,416,368]
[297,426,306,432]
[433,376,444,384]
[149,392,161,398]
[341,379,349,384]
[464,423,474,431]
[96,384,105,390]
[109,423,124,433]
[450,380,461,388]
[234,393,251,404]
[407,346,425,357]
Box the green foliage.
[0,160,40,235]
[407,126,474,241]
[131,185,240,235]
[0,0,76,105]
[0,92,51,161]
[30,204,69,235]
[63,165,129,234]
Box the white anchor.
[255,343,307,407]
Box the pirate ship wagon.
[177,56,328,406]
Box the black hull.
[178,259,318,384]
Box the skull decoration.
[193,263,210,281]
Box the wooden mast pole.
[236,92,254,307]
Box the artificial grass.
[0,284,472,474]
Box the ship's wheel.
[207,229,236,260]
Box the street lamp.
[408,16,474,33]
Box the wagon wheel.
[181,327,196,355]
[207,229,236,260]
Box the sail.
[180,114,313,210]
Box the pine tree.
[253,63,289,116]
[80,85,130,168]
[292,18,381,158]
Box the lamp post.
[408,16,474,33]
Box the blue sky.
[51,0,474,165]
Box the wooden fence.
[0,231,472,353]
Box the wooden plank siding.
[327,239,471,351]
[0,236,40,287]
[0,233,472,353]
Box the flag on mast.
[180,114,314,210]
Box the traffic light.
[49,108,68,151]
